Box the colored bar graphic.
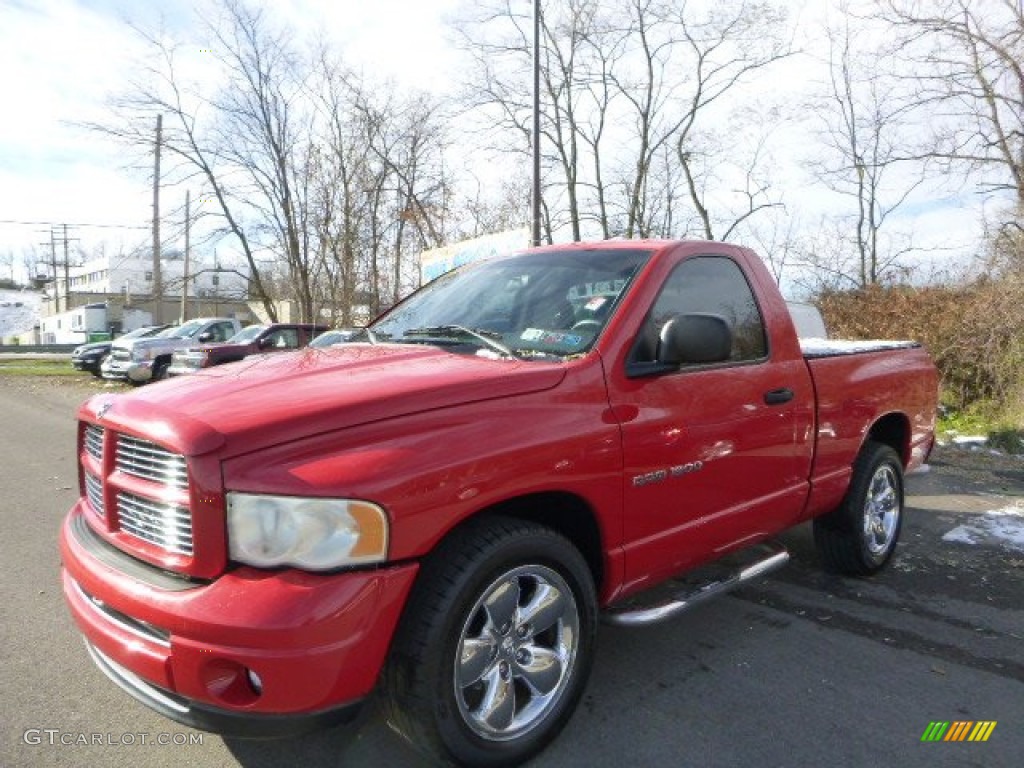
[921,720,996,743]
[968,722,997,742]
[944,721,972,741]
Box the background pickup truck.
[101,317,241,385]
[167,322,327,376]
[61,240,937,767]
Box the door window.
[639,256,767,364]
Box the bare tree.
[454,0,793,243]
[880,0,1024,210]
[83,0,453,323]
[82,17,280,320]
[0,250,14,284]
[808,7,924,287]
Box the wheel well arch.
[443,492,606,593]
[867,413,911,466]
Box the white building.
[57,252,248,305]
[39,304,154,345]
[33,252,253,345]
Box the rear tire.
[814,441,904,576]
[384,516,597,767]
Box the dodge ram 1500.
[61,240,937,766]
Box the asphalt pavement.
[1,377,1021,767]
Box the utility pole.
[152,114,163,323]
[531,0,542,247]
[38,230,59,312]
[61,224,78,311]
[180,190,190,323]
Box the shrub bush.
[816,276,1024,410]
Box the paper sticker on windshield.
[520,329,583,347]
[585,296,608,312]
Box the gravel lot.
[1,374,1021,768]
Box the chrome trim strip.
[73,580,171,648]
[86,642,187,714]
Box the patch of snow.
[951,434,988,446]
[907,463,931,475]
[942,526,979,545]
[0,289,43,339]
[800,338,917,357]
[942,504,1024,552]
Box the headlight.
[131,347,151,361]
[226,493,389,570]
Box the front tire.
[384,516,597,767]
[89,354,108,378]
[814,441,904,576]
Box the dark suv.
[70,325,170,377]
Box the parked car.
[102,317,242,385]
[70,325,170,377]
[167,323,327,376]
[309,328,371,347]
[61,240,937,766]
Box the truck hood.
[112,336,180,351]
[82,344,567,457]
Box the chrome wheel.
[863,464,900,555]
[454,564,579,742]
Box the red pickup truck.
[60,240,937,767]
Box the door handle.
[764,388,794,405]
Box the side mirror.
[658,313,732,365]
[257,337,272,349]
[197,331,214,343]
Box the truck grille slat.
[84,424,104,462]
[79,423,195,562]
[116,436,189,490]
[117,493,193,555]
[84,473,104,517]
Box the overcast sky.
[0,0,990,290]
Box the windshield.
[119,325,162,340]
[227,325,266,343]
[311,329,359,348]
[371,248,651,359]
[167,319,207,339]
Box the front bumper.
[166,363,200,377]
[103,359,153,382]
[60,502,418,735]
[72,357,102,372]
[84,642,361,738]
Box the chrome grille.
[116,492,193,555]
[84,473,104,517]
[116,436,188,490]
[84,424,104,461]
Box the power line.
[0,218,150,230]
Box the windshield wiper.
[402,325,519,359]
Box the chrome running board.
[603,542,790,627]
